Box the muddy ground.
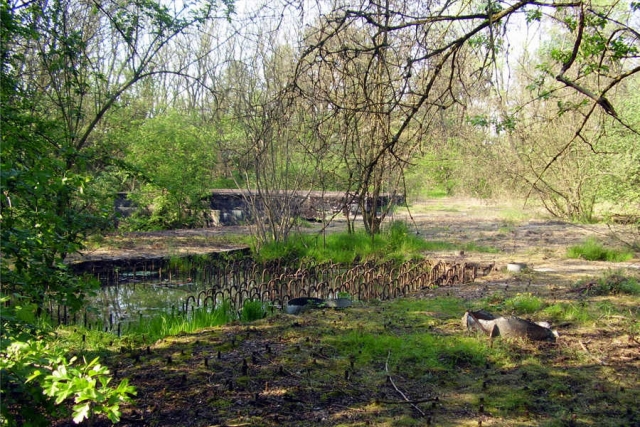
[57,198,639,427]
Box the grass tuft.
[503,293,546,314]
[541,302,594,325]
[574,271,640,295]
[240,300,267,322]
[566,237,634,262]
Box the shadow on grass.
[49,295,640,427]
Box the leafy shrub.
[32,353,135,424]
[1,307,135,426]
[567,237,634,262]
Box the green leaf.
[26,369,43,383]
[72,403,91,424]
[115,378,136,397]
[525,8,542,24]
[105,405,123,423]
[468,115,489,127]
[563,16,577,32]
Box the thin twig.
[378,397,439,405]
[579,340,607,365]
[385,351,427,417]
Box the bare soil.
[58,198,639,427]
[406,198,638,286]
[76,198,638,280]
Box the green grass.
[256,221,443,265]
[321,297,490,379]
[50,299,243,359]
[567,237,634,262]
[240,299,267,322]
[573,271,640,295]
[461,241,500,253]
[542,302,595,325]
[479,291,606,327]
[472,291,547,318]
[327,324,489,373]
[124,300,236,342]
[45,282,640,427]
[499,207,530,224]
[389,297,465,319]
[503,293,546,314]
[418,238,499,253]
[255,221,499,264]
[425,188,449,198]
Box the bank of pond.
[52,252,492,341]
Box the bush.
[1,302,135,425]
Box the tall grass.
[255,220,498,265]
[567,237,634,262]
[125,300,236,342]
[54,298,270,356]
[240,300,267,322]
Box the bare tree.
[214,16,329,246]
[291,0,640,232]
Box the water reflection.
[90,279,203,327]
[74,257,478,331]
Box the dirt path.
[398,198,639,285]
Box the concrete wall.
[115,190,405,227]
